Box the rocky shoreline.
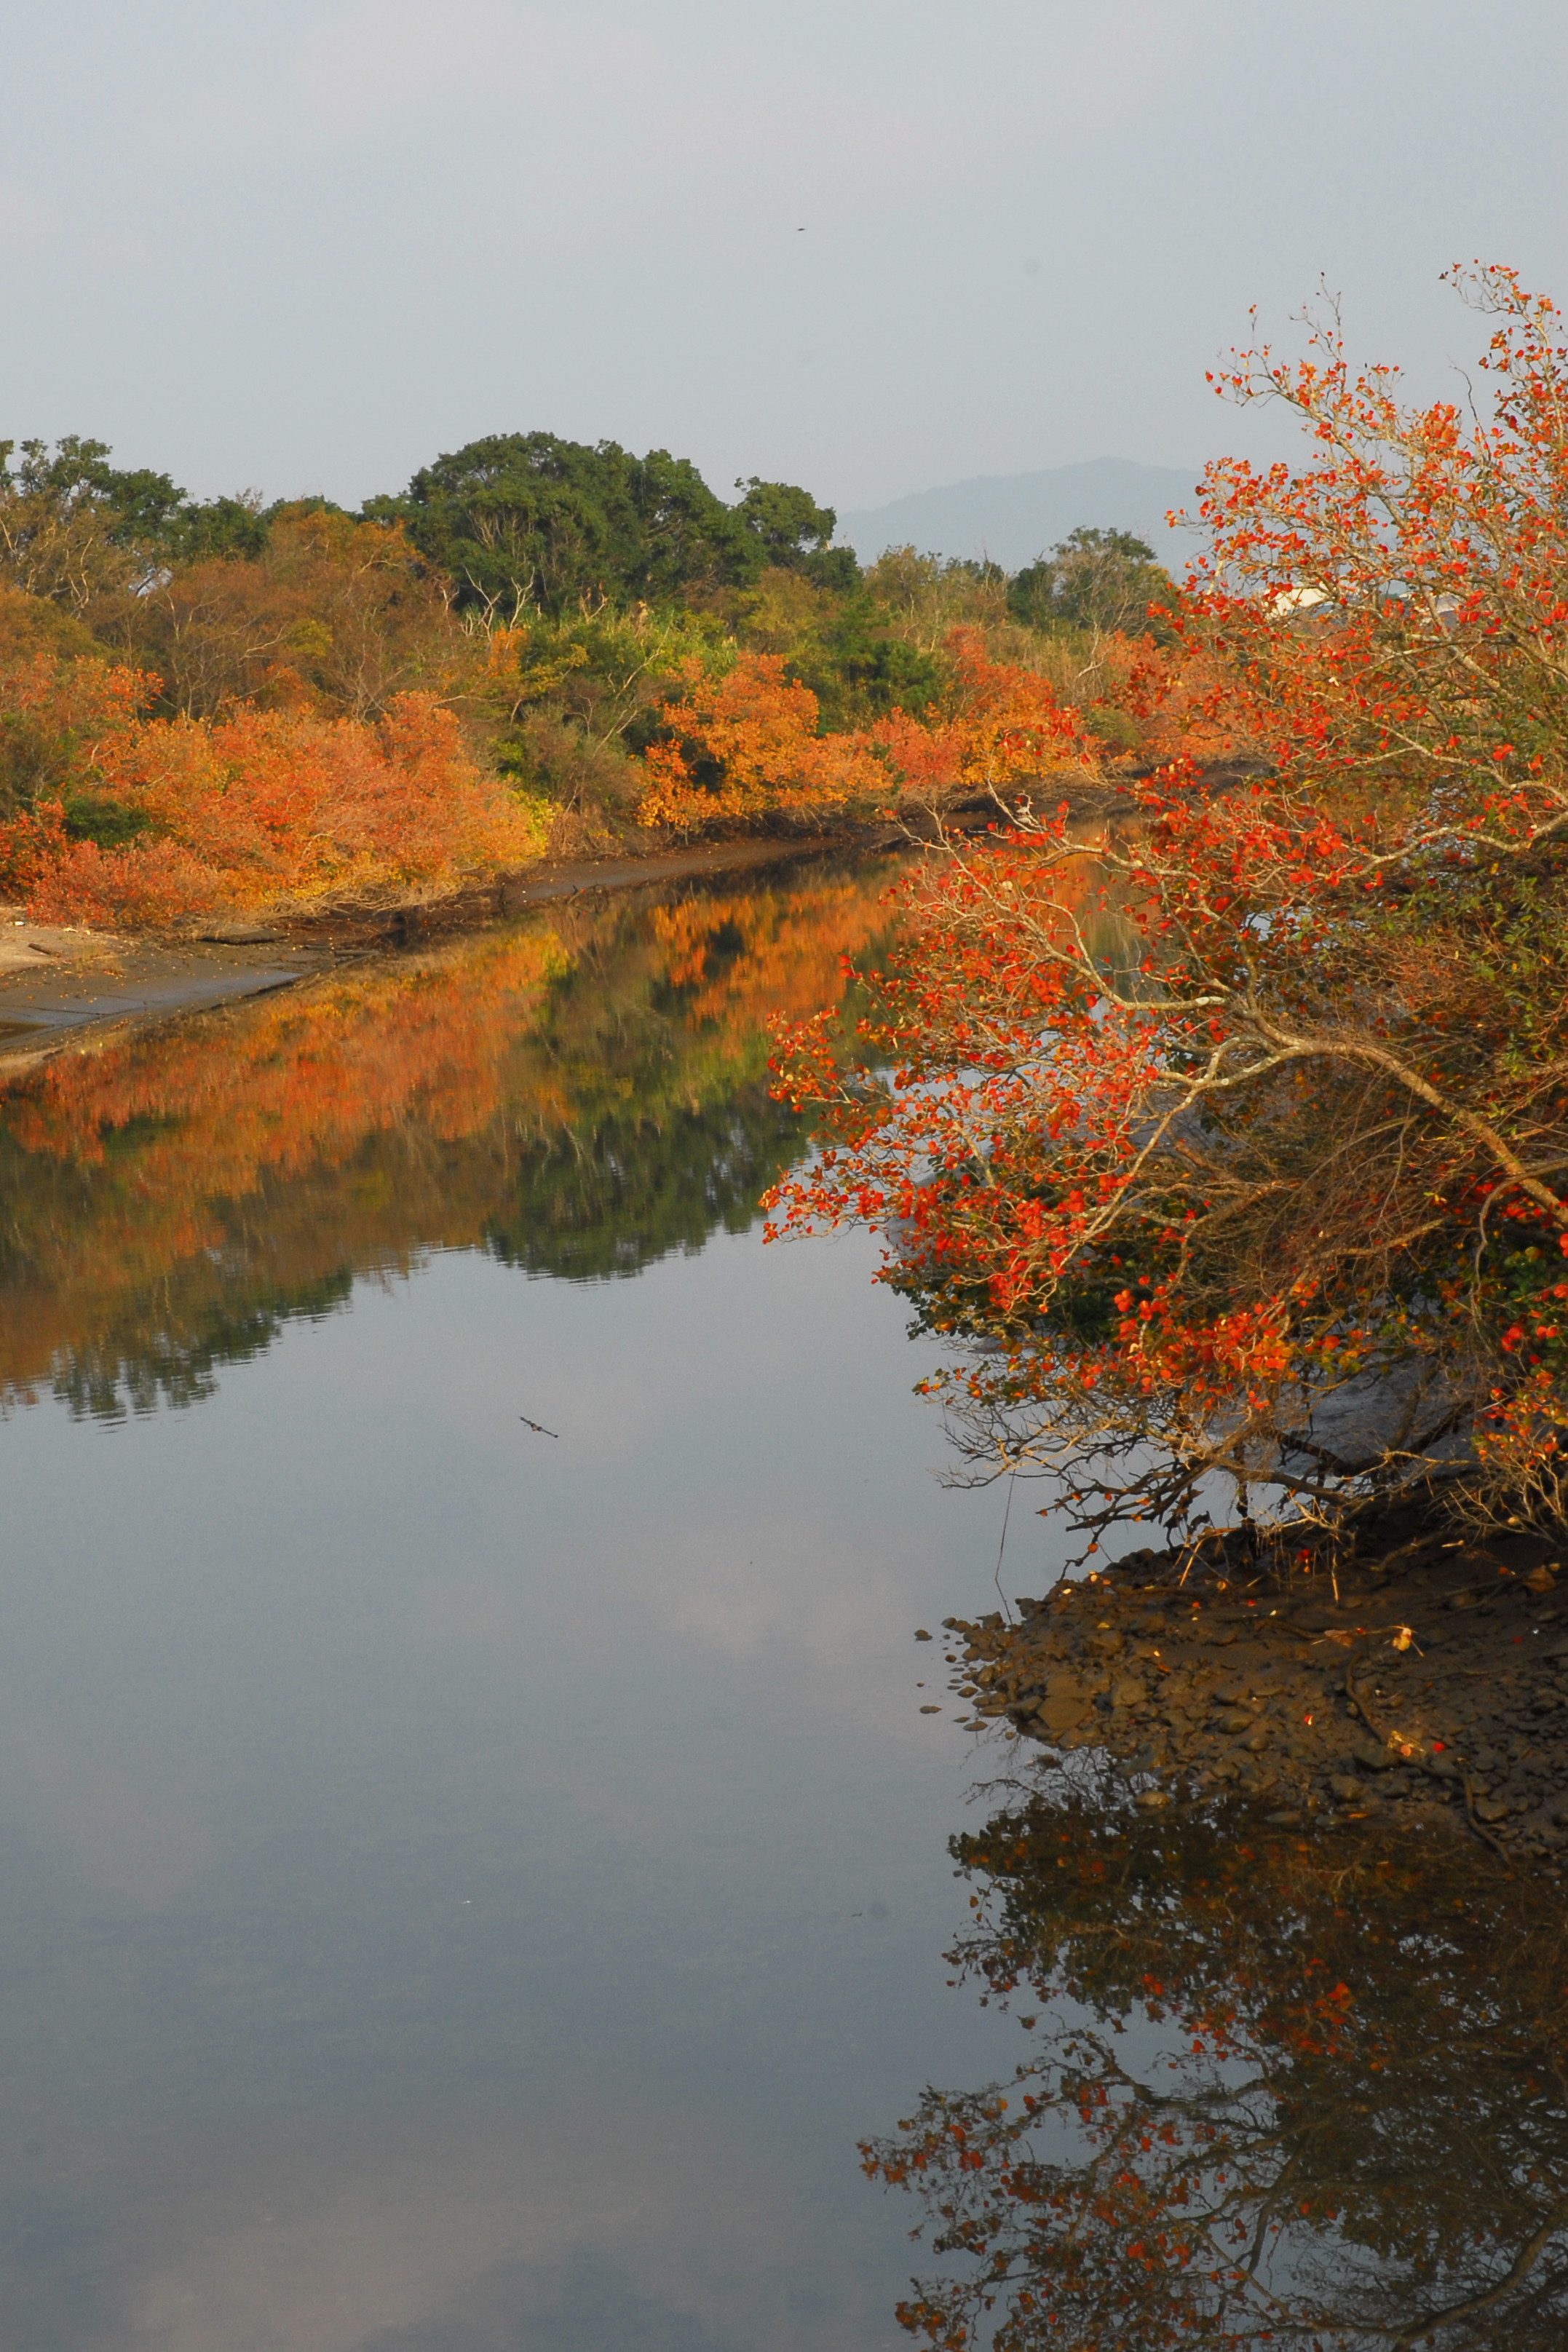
[938,1510,1568,1864]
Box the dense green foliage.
[0,435,301,578]
[363,432,845,615]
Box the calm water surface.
[0,860,1034,2351]
[7,855,1568,2352]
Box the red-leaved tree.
[768,267,1568,1552]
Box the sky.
[2,0,1566,518]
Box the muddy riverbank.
[943,1508,1568,1863]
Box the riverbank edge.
[0,823,900,1074]
[0,751,1248,1071]
[944,1505,1568,1866]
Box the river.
[0,856,1036,2351]
[1,852,1564,2352]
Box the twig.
[1460,1769,1510,1858]
[994,1462,1018,1622]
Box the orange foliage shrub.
[0,644,151,780]
[0,648,160,893]
[636,653,886,825]
[124,507,465,721]
[635,634,1097,828]
[0,649,540,925]
[868,627,1088,799]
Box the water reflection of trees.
[870,1786,1568,2350]
[0,857,896,1416]
[488,1092,804,1280]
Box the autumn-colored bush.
[636,634,1101,828]
[0,640,151,830]
[867,627,1093,801]
[636,651,890,825]
[0,650,541,924]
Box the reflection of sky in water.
[0,1223,1056,2348]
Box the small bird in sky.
[519,1414,559,1438]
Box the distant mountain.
[835,458,1203,572]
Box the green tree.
[372,432,756,614]
[731,476,858,588]
[0,437,280,609]
[1007,525,1172,636]
[0,436,165,606]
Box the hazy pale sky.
[3,0,1565,517]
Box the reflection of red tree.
[0,864,898,1402]
[868,1800,1568,2351]
[647,874,892,1050]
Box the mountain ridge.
[835,456,1202,571]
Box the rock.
[1216,1708,1256,1733]
[1352,1738,1395,1771]
[1134,1789,1171,1809]
[1474,1794,1512,1824]
[1329,1773,1364,1802]
[1241,1726,1271,1753]
[1111,1677,1147,1709]
[200,924,284,945]
[1037,1676,1093,1738]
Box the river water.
[0,857,1037,2351]
[4,853,1567,2352]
